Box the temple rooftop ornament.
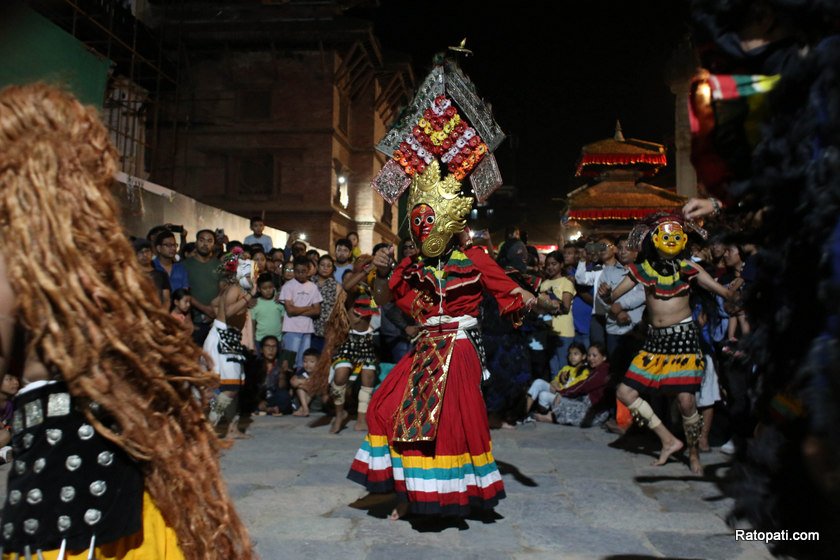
[448,38,473,57]
[575,120,667,179]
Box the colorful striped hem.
[624,371,702,394]
[627,364,704,382]
[347,435,505,516]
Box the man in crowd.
[184,229,221,345]
[333,238,354,281]
[154,229,190,292]
[601,237,646,379]
[133,238,170,306]
[576,238,618,346]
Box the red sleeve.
[388,255,415,302]
[466,246,524,316]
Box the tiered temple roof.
[568,122,684,221]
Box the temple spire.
[614,119,625,142]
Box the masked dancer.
[348,161,534,518]
[604,213,732,474]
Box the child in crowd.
[347,231,361,261]
[170,288,194,335]
[526,342,588,415]
[534,343,611,427]
[290,348,320,417]
[540,250,577,373]
[252,273,285,351]
[279,258,322,370]
[244,216,273,253]
[256,335,292,416]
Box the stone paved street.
[222,416,775,560]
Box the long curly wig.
[0,84,253,559]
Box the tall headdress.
[370,52,506,257]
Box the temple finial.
[448,38,473,56]
[614,119,625,141]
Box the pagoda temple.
[566,122,685,236]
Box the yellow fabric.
[5,492,184,560]
[368,434,495,468]
[540,277,576,336]
[552,365,590,389]
[630,350,703,376]
[398,449,495,470]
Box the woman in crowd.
[311,255,341,353]
[534,343,610,427]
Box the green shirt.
[252,298,285,342]
[183,257,221,306]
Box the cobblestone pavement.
[221,416,775,560]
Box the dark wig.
[691,2,840,557]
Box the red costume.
[348,246,523,515]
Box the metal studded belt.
[648,321,697,336]
[0,381,144,555]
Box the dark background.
[350,0,692,232]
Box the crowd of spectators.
[58,212,750,456]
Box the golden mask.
[652,221,687,258]
[406,160,474,257]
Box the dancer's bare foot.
[330,409,349,434]
[500,421,516,430]
[689,448,703,475]
[292,409,309,417]
[231,430,253,440]
[388,503,409,521]
[354,418,368,432]
[652,438,684,466]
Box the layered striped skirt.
[623,320,705,394]
[348,338,505,516]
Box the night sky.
[350,1,692,216]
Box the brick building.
[149,1,414,252]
